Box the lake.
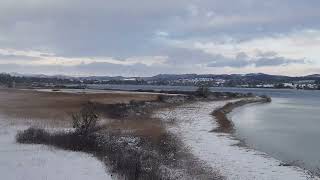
[227,88,320,173]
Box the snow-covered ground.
[0,116,113,180]
[155,100,316,180]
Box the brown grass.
[0,89,159,126]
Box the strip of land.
[211,96,271,133]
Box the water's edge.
[211,97,270,133]
[211,97,319,178]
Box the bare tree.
[72,101,99,136]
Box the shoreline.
[211,96,271,133]
[211,97,320,178]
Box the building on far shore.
[256,84,274,88]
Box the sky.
[0,0,320,77]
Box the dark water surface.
[227,88,320,172]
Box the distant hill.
[145,73,320,82]
[4,72,320,80]
[2,72,320,85]
[305,74,320,78]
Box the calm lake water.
[227,88,320,172]
[89,84,320,171]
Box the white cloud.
[0,48,168,67]
[0,49,54,58]
[192,29,320,64]
[155,31,169,37]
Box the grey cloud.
[0,0,187,57]
[162,48,215,65]
[254,57,304,67]
[1,0,320,57]
[0,54,41,61]
[256,51,278,58]
[0,62,189,77]
[254,51,307,67]
[0,0,319,75]
[207,55,249,68]
[207,53,306,68]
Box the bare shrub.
[313,168,320,178]
[158,94,167,102]
[196,85,210,98]
[16,127,50,144]
[16,127,100,151]
[260,95,272,102]
[99,100,149,118]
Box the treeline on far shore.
[1,73,320,90]
[0,73,75,88]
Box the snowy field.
[0,116,113,180]
[155,100,316,180]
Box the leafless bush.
[196,85,210,98]
[16,127,50,144]
[16,127,100,151]
[158,94,167,102]
[260,95,272,102]
[314,168,320,178]
[98,100,149,118]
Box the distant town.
[1,73,320,90]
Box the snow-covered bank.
[155,100,315,180]
[0,117,113,180]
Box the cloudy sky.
[0,0,320,76]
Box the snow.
[155,100,316,180]
[0,117,113,180]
